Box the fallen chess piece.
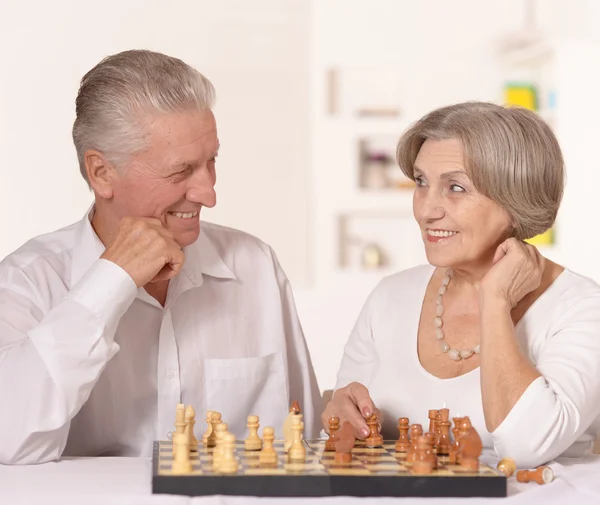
[517,466,554,485]
[334,421,355,464]
[497,458,516,477]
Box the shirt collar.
[70,206,237,289]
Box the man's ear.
[84,149,118,199]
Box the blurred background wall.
[1,0,600,392]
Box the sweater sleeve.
[491,293,600,468]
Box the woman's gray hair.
[72,49,215,185]
[396,101,565,240]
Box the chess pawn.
[212,422,229,471]
[173,404,186,456]
[288,415,306,462]
[202,410,216,445]
[171,432,192,474]
[325,417,340,452]
[245,415,263,451]
[218,433,238,474]
[517,466,554,485]
[259,427,278,467]
[334,422,355,464]
[206,412,222,447]
[395,417,411,453]
[423,432,437,469]
[412,436,435,475]
[184,405,199,450]
[365,413,383,447]
[457,417,482,472]
[406,424,423,463]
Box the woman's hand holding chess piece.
[321,382,382,440]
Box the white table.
[2,455,600,505]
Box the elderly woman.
[323,101,600,468]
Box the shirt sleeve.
[333,284,380,393]
[491,294,600,468]
[0,259,137,464]
[270,248,323,439]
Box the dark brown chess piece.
[406,424,423,463]
[289,400,300,414]
[365,413,383,447]
[516,466,554,485]
[436,418,453,456]
[457,417,482,472]
[395,417,411,453]
[412,436,435,475]
[428,410,439,435]
[325,416,340,452]
[334,421,355,464]
[423,432,438,469]
[448,417,463,464]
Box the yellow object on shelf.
[504,83,538,111]
[526,228,554,247]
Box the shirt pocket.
[203,352,289,437]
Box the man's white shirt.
[0,209,321,464]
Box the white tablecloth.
[2,455,600,505]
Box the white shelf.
[332,190,414,214]
[324,116,412,136]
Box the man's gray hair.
[72,49,215,185]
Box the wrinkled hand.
[321,382,382,439]
[100,217,185,287]
[480,237,544,308]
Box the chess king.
[0,49,321,465]
[323,101,600,469]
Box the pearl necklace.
[435,268,480,361]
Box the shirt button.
[167,370,175,379]
[167,431,173,440]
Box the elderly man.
[0,50,321,464]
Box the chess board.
[151,439,507,497]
